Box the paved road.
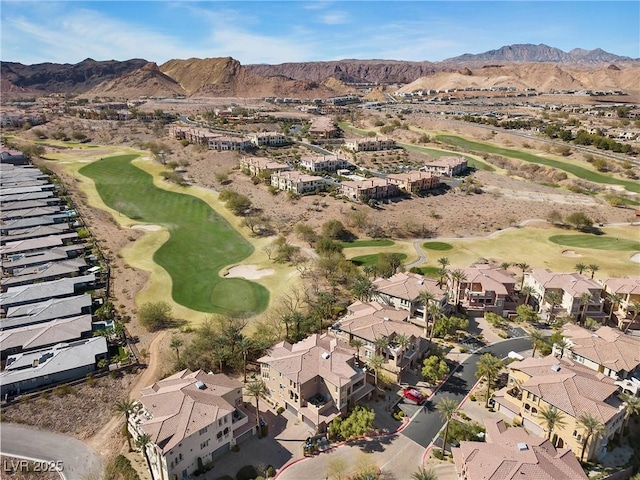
[0,424,103,480]
[400,337,532,448]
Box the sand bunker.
[131,224,163,231]
[225,265,274,280]
[631,253,640,263]
[562,250,582,258]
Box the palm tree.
[374,336,388,357]
[350,338,364,362]
[449,269,467,309]
[351,275,373,302]
[437,257,450,270]
[579,292,593,325]
[575,263,587,275]
[606,293,622,326]
[395,334,411,361]
[428,304,445,342]
[169,336,183,365]
[621,393,640,430]
[417,291,435,324]
[245,379,268,437]
[539,406,567,440]
[436,267,449,288]
[545,291,562,323]
[412,466,437,480]
[135,433,154,479]
[516,262,530,290]
[369,355,385,390]
[436,397,458,455]
[475,353,504,408]
[529,329,546,358]
[114,399,135,451]
[520,285,533,306]
[554,338,570,359]
[587,264,599,279]
[623,302,640,333]
[577,413,605,462]
[500,262,511,271]
[238,336,253,383]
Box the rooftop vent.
[517,442,529,451]
[551,364,561,372]
[321,352,331,360]
[383,317,390,321]
[417,280,424,285]
[195,380,206,390]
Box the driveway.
[0,424,103,480]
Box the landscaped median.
[79,154,269,316]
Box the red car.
[403,387,425,404]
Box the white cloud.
[319,11,349,25]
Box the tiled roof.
[452,419,587,480]
[528,269,601,297]
[258,333,358,387]
[512,357,622,424]
[372,272,447,302]
[562,324,640,374]
[138,369,242,452]
[600,276,640,296]
[459,265,516,295]
[337,301,424,343]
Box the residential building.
[270,171,326,194]
[452,418,587,480]
[451,265,517,315]
[0,232,78,257]
[340,178,399,201]
[299,155,350,173]
[599,276,640,331]
[128,370,253,480]
[0,336,108,397]
[208,136,251,151]
[1,258,87,291]
[523,269,605,320]
[0,224,70,244]
[343,137,396,152]
[1,213,70,234]
[553,324,640,392]
[420,156,468,176]
[386,171,440,192]
[0,274,95,310]
[2,294,93,330]
[2,244,86,274]
[239,157,290,177]
[258,333,372,432]
[308,117,338,138]
[169,126,214,145]
[371,272,448,321]
[0,190,55,203]
[0,148,29,166]
[248,131,288,147]
[329,301,429,381]
[493,356,626,461]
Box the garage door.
[211,443,230,461]
[302,415,316,430]
[286,402,298,416]
[522,418,543,436]
[235,428,254,445]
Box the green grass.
[350,253,407,267]
[549,234,640,251]
[436,134,640,194]
[339,239,395,248]
[422,242,453,251]
[413,266,441,278]
[80,154,269,315]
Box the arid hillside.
[84,62,186,98]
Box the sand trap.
[562,250,582,258]
[132,224,163,231]
[631,253,640,263]
[225,265,274,280]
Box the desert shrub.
[265,465,276,478]
[236,465,258,480]
[276,407,285,415]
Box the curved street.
[0,424,103,480]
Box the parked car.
[403,387,425,404]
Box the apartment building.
[371,272,448,321]
[330,301,429,380]
[299,155,350,173]
[452,418,587,480]
[258,334,372,432]
[386,171,440,193]
[340,178,399,201]
[169,126,214,145]
[239,157,290,177]
[420,156,468,176]
[599,276,640,331]
[248,131,287,147]
[523,269,605,320]
[270,171,326,194]
[493,356,626,462]
[450,265,517,315]
[208,136,252,151]
[308,117,339,138]
[343,137,396,152]
[128,369,253,480]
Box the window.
[217,432,223,440]
[199,427,208,435]
[200,440,210,449]
[224,416,228,424]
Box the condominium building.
[386,171,440,192]
[340,178,399,201]
[343,137,396,152]
[420,156,468,176]
[299,155,350,173]
[371,272,448,321]
[239,157,290,177]
[270,171,326,194]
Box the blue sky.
[1,1,638,65]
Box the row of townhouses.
[0,151,109,397]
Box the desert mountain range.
[1,44,638,100]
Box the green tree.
[575,263,587,275]
[238,336,253,383]
[113,399,135,451]
[339,405,375,439]
[138,301,172,331]
[351,275,373,301]
[436,397,458,455]
[134,433,154,478]
[621,393,640,429]
[418,291,435,324]
[350,338,364,361]
[327,458,348,480]
[515,262,530,290]
[579,292,593,324]
[516,304,538,323]
[170,336,183,365]
[539,406,567,440]
[449,269,467,307]
[412,467,437,480]
[577,413,605,462]
[520,285,534,306]
[369,355,385,390]
[623,301,640,332]
[245,379,268,437]
[529,329,546,358]
[421,355,450,385]
[545,291,562,323]
[565,212,593,232]
[322,219,349,240]
[475,353,504,408]
[587,264,599,279]
[606,293,622,326]
[294,223,318,246]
